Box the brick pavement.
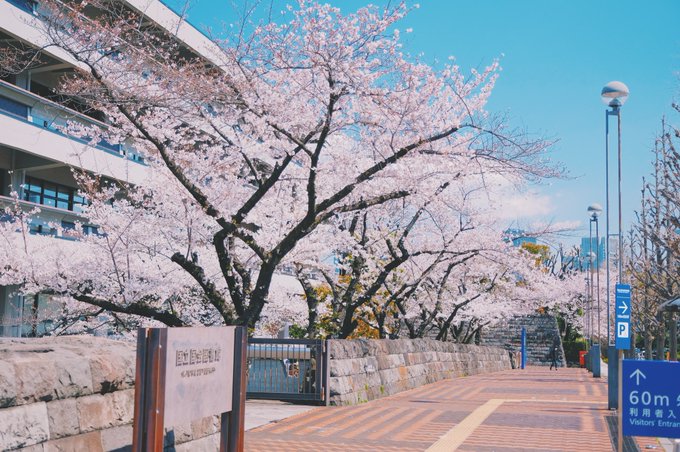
[245,367,644,451]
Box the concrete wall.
[0,337,220,451]
[327,339,512,405]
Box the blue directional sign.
[615,283,632,350]
[622,359,680,438]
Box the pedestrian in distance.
[549,337,559,371]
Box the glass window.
[85,225,98,235]
[26,179,42,193]
[27,193,41,204]
[43,183,56,198]
[22,176,86,213]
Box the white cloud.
[494,191,554,219]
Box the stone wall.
[0,337,221,452]
[327,339,512,405]
[481,314,565,366]
[1,336,513,448]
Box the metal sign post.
[132,326,246,452]
[615,284,632,452]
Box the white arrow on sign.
[620,300,629,314]
[630,368,646,385]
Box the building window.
[22,176,87,213]
[0,95,29,119]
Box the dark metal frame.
[246,338,329,405]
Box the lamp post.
[584,274,591,347]
[588,203,603,342]
[602,81,629,345]
[587,251,596,345]
[602,81,628,449]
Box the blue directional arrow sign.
[615,283,632,350]
[622,359,680,438]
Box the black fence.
[246,338,329,405]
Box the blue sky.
[164,0,680,248]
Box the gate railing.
[246,338,329,405]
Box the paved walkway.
[245,367,665,451]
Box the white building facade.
[0,0,223,336]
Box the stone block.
[89,354,130,394]
[328,377,346,397]
[77,394,116,432]
[53,357,93,400]
[172,433,220,452]
[43,431,103,452]
[0,402,49,450]
[165,423,193,447]
[112,389,134,425]
[100,424,132,451]
[351,358,366,375]
[363,357,379,373]
[190,415,220,439]
[329,359,354,377]
[14,359,57,404]
[0,360,17,408]
[377,368,399,385]
[47,398,79,439]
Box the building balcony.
[0,194,98,239]
[0,81,148,185]
[0,80,145,162]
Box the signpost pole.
[617,349,623,452]
[221,326,247,452]
[521,328,526,370]
[614,284,633,452]
[132,328,167,452]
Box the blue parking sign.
[615,284,631,350]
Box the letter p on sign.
[617,322,628,338]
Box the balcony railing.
[0,80,145,164]
[0,195,99,240]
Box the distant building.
[503,229,537,247]
[579,237,606,270]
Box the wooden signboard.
[132,326,247,452]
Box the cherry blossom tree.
[0,0,557,332]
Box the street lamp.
[602,81,628,347]
[588,203,602,342]
[602,81,628,438]
[587,251,596,346]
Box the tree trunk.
[306,301,319,339]
[30,293,40,337]
[645,329,653,360]
[669,312,677,361]
[656,313,666,360]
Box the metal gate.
[246,338,329,405]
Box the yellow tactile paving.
[426,399,504,452]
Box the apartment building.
[0,0,226,336]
